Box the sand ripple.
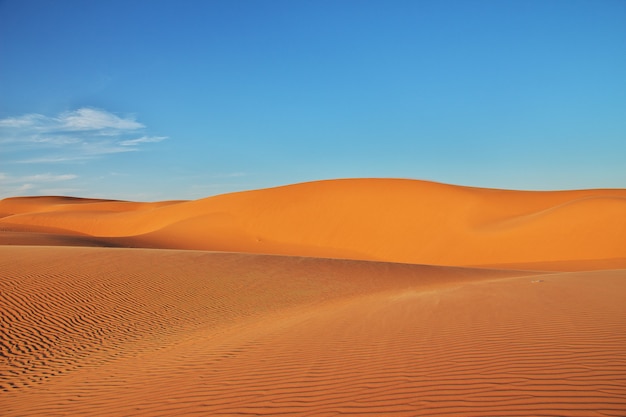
[2,246,625,416]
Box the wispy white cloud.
[0,114,48,128]
[0,107,168,198]
[0,172,79,198]
[0,107,167,163]
[0,172,78,184]
[211,172,247,178]
[60,108,144,131]
[15,156,97,164]
[119,135,168,146]
[21,173,78,182]
[0,108,143,133]
[17,184,35,192]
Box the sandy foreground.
[1,179,625,416]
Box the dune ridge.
[1,178,625,268]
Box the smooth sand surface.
[2,178,625,267]
[1,178,625,415]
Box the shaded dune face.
[1,178,625,267]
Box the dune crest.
[1,178,625,268]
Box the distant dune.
[1,178,625,269]
[1,178,625,416]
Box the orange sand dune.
[1,179,625,268]
[0,195,181,217]
[1,246,625,416]
[0,231,125,247]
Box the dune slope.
[1,246,625,416]
[1,179,625,268]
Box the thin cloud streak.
[1,107,167,163]
[0,108,144,133]
[0,172,80,198]
[0,172,78,184]
[15,156,97,164]
[0,114,48,128]
[60,108,144,131]
[120,136,168,146]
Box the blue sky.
[1,0,625,200]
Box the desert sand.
[1,178,625,416]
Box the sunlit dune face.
[1,178,625,268]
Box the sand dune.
[2,178,625,415]
[1,179,625,268]
[1,246,625,416]
[0,246,524,390]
